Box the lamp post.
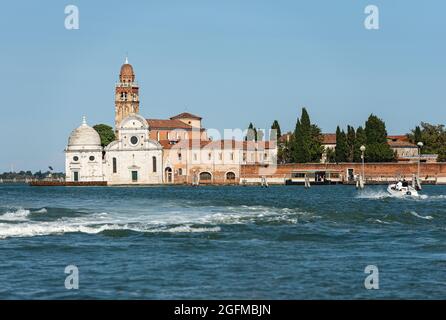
[360,145,366,184]
[417,142,423,180]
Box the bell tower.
[115,57,139,130]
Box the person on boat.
[402,179,409,187]
[395,180,403,191]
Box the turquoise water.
[0,184,445,299]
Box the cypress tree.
[271,120,282,140]
[292,108,323,163]
[246,123,256,141]
[346,125,356,162]
[413,126,422,144]
[335,126,348,163]
[353,126,367,162]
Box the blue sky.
[0,0,445,171]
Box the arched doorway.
[226,171,236,181]
[165,167,173,183]
[199,172,212,183]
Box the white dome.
[67,117,101,149]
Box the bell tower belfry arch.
[115,57,139,130]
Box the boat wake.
[356,189,444,201]
[0,205,311,239]
[356,190,391,200]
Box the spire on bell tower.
[115,58,140,130]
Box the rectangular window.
[152,156,157,173]
[178,153,182,161]
[230,152,234,161]
[73,171,79,182]
[132,171,138,182]
[292,172,306,178]
[112,158,117,173]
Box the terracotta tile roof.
[279,132,293,143]
[387,139,417,148]
[322,133,336,145]
[387,135,416,148]
[387,135,410,142]
[159,139,276,150]
[170,112,202,120]
[147,119,193,130]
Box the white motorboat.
[387,183,419,197]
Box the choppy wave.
[356,189,446,201]
[0,205,309,239]
[356,190,390,199]
[409,211,433,220]
[0,208,31,222]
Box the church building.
[65,59,277,185]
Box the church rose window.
[89,156,95,161]
[130,136,138,145]
[73,156,79,162]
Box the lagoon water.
[0,184,445,299]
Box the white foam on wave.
[356,190,390,200]
[409,211,433,220]
[0,221,221,239]
[421,194,446,200]
[356,190,446,201]
[33,208,48,214]
[151,225,221,233]
[374,219,390,225]
[0,208,30,222]
[0,204,308,239]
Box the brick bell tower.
[115,57,139,130]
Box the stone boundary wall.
[241,162,446,183]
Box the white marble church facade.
[65,114,163,185]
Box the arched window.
[112,157,117,173]
[199,172,212,181]
[226,172,236,180]
[152,156,157,172]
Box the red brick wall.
[241,163,446,179]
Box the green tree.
[271,120,282,140]
[245,123,257,141]
[413,126,422,144]
[353,126,367,162]
[93,124,115,147]
[346,125,356,162]
[292,108,323,163]
[408,122,446,162]
[335,126,348,163]
[364,114,395,162]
